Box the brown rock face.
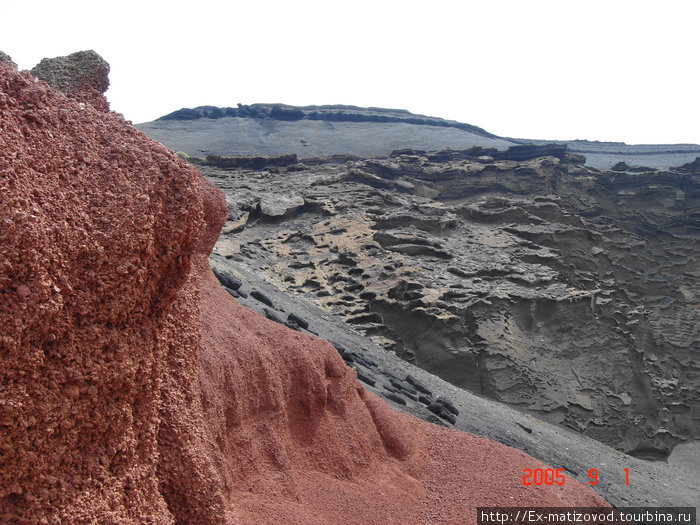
[0,61,609,523]
[30,50,110,112]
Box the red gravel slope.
[0,61,610,524]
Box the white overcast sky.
[3,0,699,144]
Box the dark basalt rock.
[418,395,433,406]
[435,397,459,416]
[426,402,456,424]
[390,378,417,395]
[330,342,347,355]
[403,391,419,402]
[287,312,309,330]
[360,356,378,368]
[612,161,630,172]
[383,392,407,406]
[517,423,533,434]
[502,143,567,161]
[439,412,457,424]
[250,290,274,307]
[426,402,443,415]
[203,154,298,170]
[263,308,283,324]
[224,287,240,298]
[406,375,433,396]
[212,267,243,291]
[285,321,301,332]
[356,371,376,387]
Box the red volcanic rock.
[0,61,610,523]
[0,61,203,523]
[30,50,110,112]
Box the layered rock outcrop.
[138,103,700,169]
[202,147,699,459]
[157,103,498,138]
[0,60,609,523]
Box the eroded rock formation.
[0,60,609,523]
[202,148,699,459]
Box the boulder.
[383,392,408,406]
[356,370,377,387]
[263,308,284,324]
[259,193,305,218]
[287,312,309,330]
[212,267,242,291]
[406,375,433,396]
[436,397,460,416]
[0,50,16,68]
[31,50,110,112]
[250,289,274,307]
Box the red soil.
[0,62,610,524]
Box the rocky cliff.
[200,147,699,461]
[0,57,610,523]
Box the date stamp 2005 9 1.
[522,468,629,487]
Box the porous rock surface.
[202,147,699,460]
[0,62,609,523]
[0,51,16,69]
[0,61,202,523]
[31,50,110,112]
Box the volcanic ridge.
[138,103,700,170]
